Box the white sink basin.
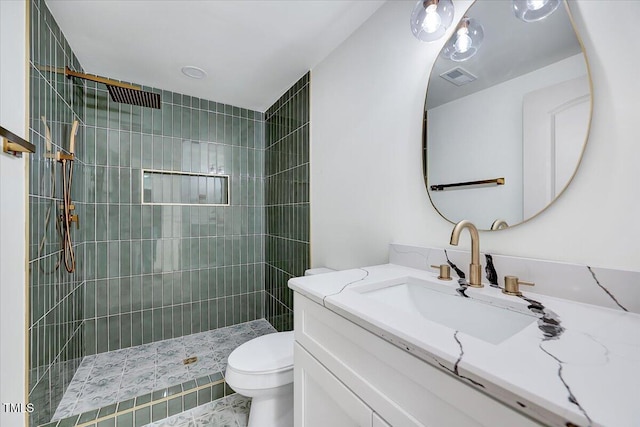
[356,277,537,344]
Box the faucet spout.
[450,220,483,287]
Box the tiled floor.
[53,320,275,421]
[143,394,251,427]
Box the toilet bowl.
[225,268,335,426]
[225,331,295,427]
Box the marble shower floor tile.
[52,319,275,421]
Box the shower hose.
[61,155,75,273]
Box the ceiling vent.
[440,67,477,86]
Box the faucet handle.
[430,264,452,281]
[502,276,535,296]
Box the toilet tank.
[304,268,335,276]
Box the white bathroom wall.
[428,54,587,228]
[310,0,640,272]
[0,1,29,426]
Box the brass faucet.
[449,220,483,288]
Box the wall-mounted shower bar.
[64,66,140,90]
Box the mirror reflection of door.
[522,76,590,218]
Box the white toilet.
[225,268,335,427]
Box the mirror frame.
[422,0,594,231]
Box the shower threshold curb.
[38,371,234,427]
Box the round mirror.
[423,0,591,231]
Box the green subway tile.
[209,372,223,383]
[107,129,120,166]
[98,403,117,417]
[135,392,152,405]
[162,307,173,338]
[121,313,132,348]
[141,104,153,133]
[117,398,135,412]
[182,379,197,391]
[96,317,108,353]
[141,275,153,308]
[152,388,168,401]
[84,319,97,355]
[195,376,210,387]
[95,129,108,166]
[130,275,142,310]
[85,281,96,318]
[152,275,162,307]
[97,417,116,427]
[78,409,99,423]
[152,308,163,340]
[133,405,150,427]
[131,133,141,169]
[152,135,163,169]
[107,204,120,244]
[162,136,172,170]
[142,310,153,344]
[183,391,197,411]
[142,134,153,168]
[182,106,191,139]
[115,411,134,427]
[108,315,120,350]
[172,306,183,337]
[224,382,234,396]
[197,386,212,405]
[167,396,182,417]
[57,414,79,426]
[167,384,182,397]
[152,107,162,135]
[120,131,131,168]
[131,311,142,346]
[108,278,120,315]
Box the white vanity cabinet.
[295,342,378,426]
[293,293,543,427]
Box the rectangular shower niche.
[142,169,230,206]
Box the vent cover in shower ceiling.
[439,67,477,86]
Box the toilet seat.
[226,331,294,390]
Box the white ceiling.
[45,0,386,112]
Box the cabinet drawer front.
[295,293,542,427]
[295,343,373,426]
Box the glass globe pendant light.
[513,0,561,22]
[441,17,484,62]
[410,0,455,42]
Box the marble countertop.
[289,263,640,427]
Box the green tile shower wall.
[264,73,311,331]
[81,66,266,355]
[29,0,86,425]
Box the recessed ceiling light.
[181,66,207,79]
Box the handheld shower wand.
[60,120,79,273]
[38,116,62,274]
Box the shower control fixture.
[57,120,80,273]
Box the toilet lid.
[228,331,294,374]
